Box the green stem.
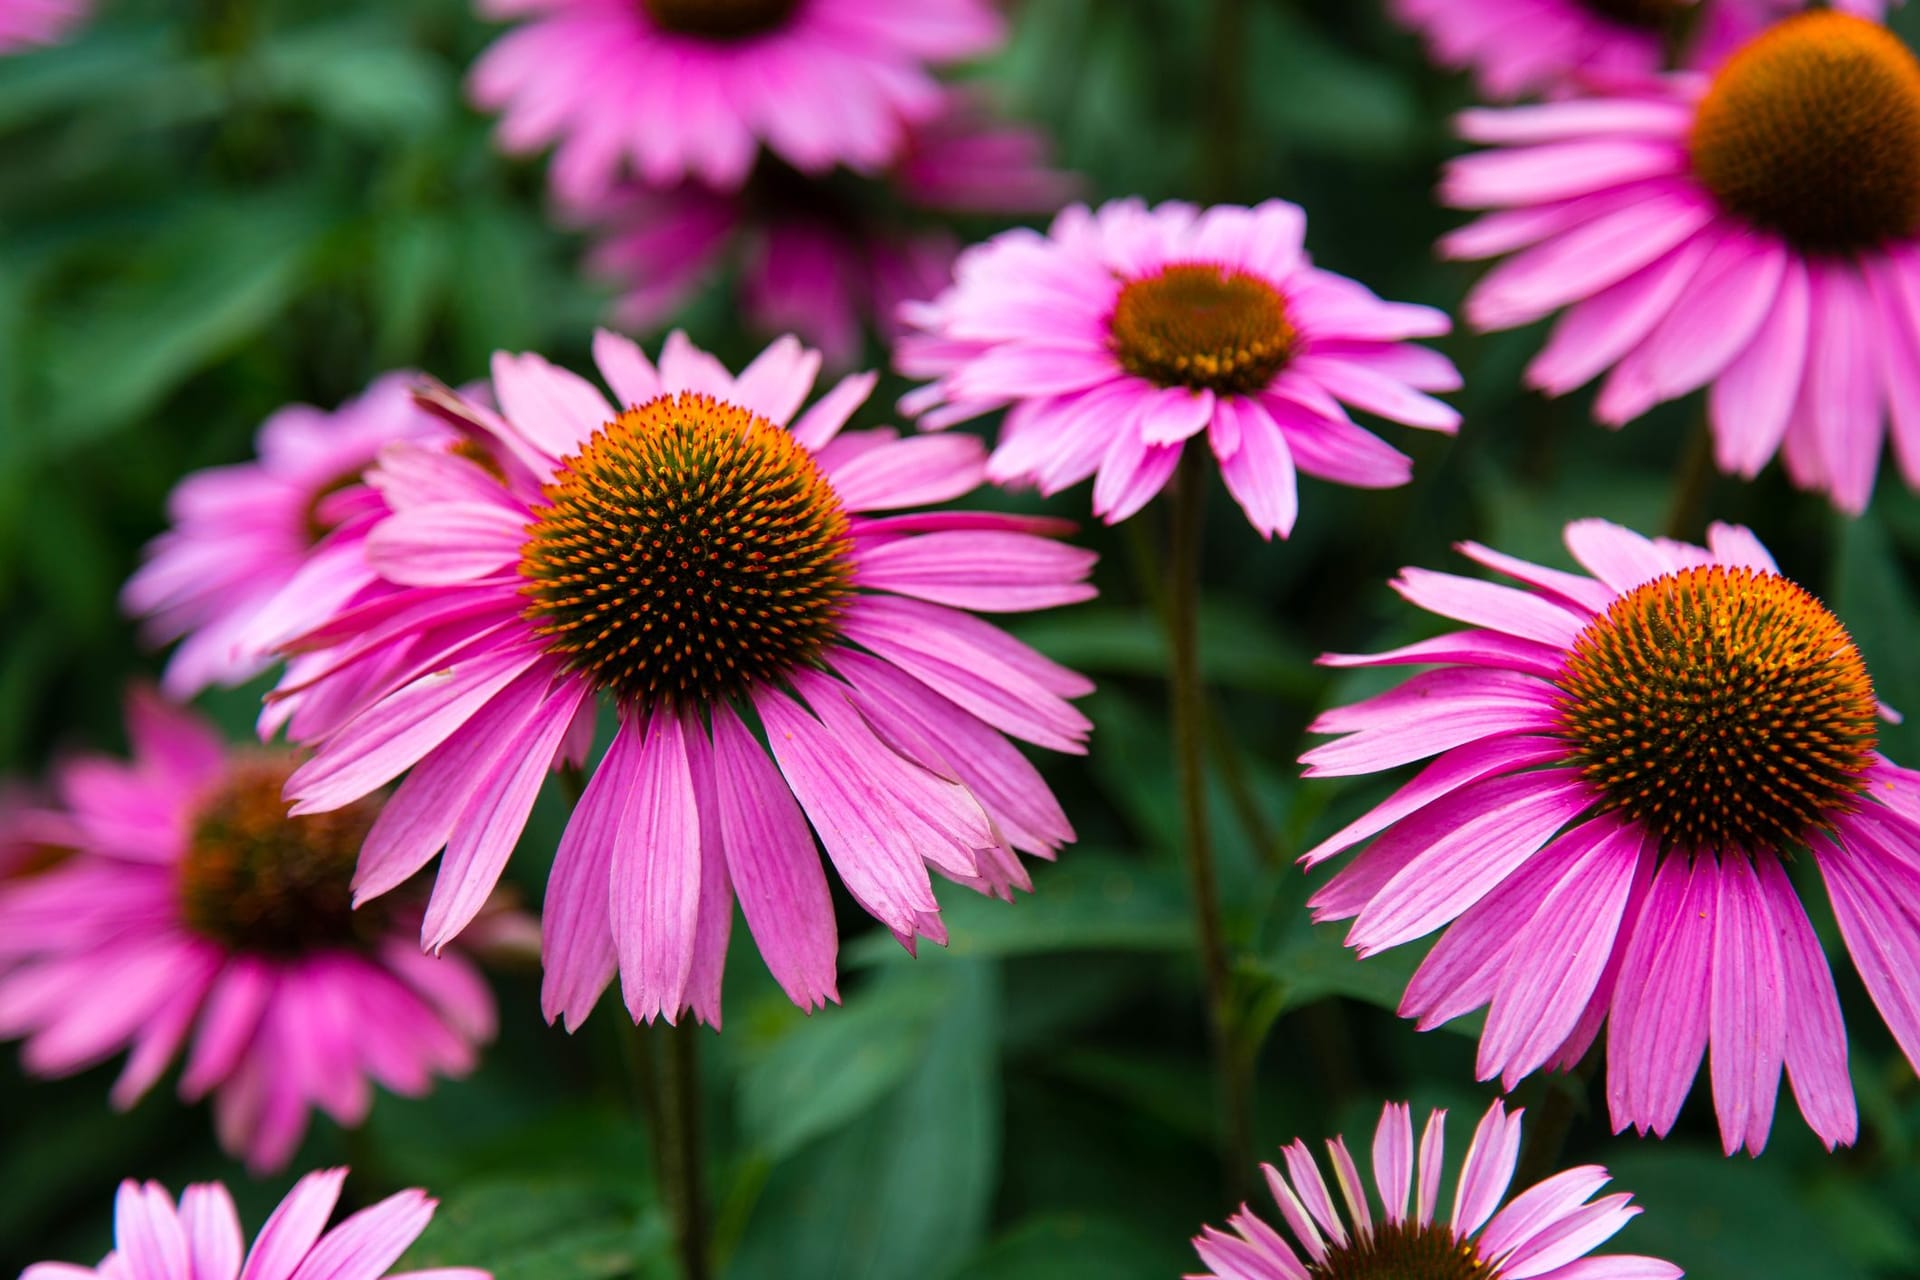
[1167,449,1254,1200]
[1201,0,1251,202]
[1663,410,1717,540]
[632,1024,712,1280]
[1514,1050,1600,1191]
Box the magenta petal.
[540,719,639,1031]
[679,722,734,1028]
[1607,856,1713,1139]
[1372,1102,1413,1226]
[1480,816,1643,1088]
[423,679,586,950]
[1755,852,1856,1149]
[612,707,704,1026]
[1708,855,1785,1156]
[285,1189,434,1280]
[709,704,839,1011]
[115,1181,191,1280]
[1347,770,1589,955]
[178,1184,244,1280]
[237,1169,347,1280]
[1451,1100,1521,1238]
[754,686,940,939]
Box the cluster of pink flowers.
[23,1,1920,1276]
[468,0,1074,362]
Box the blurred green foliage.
[5,1,1920,1278]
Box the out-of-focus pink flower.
[1391,0,1896,100]
[20,1169,487,1280]
[896,198,1460,538]
[0,693,517,1172]
[122,375,448,700]
[1193,1100,1678,1280]
[583,96,1078,367]
[468,0,1003,206]
[1444,12,1920,512]
[277,331,1095,1030]
[0,0,89,54]
[1302,517,1919,1156]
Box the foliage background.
[5,0,1920,1276]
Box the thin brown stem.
[1167,449,1254,1200]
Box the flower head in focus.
[122,374,450,701]
[468,0,1003,207]
[583,93,1078,367]
[1193,1099,1678,1280]
[896,198,1460,538]
[1302,517,1920,1155]
[0,693,515,1172]
[1445,11,1920,513]
[277,330,1095,1030]
[20,1169,486,1280]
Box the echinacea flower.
[0,0,89,54]
[277,330,1095,1029]
[122,374,448,699]
[583,94,1077,366]
[1445,11,1920,513]
[895,198,1461,538]
[1391,0,1893,100]
[0,693,513,1172]
[1301,517,1920,1156]
[468,0,1003,207]
[21,1169,486,1280]
[1193,1100,1678,1280]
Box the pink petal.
[612,707,704,1025]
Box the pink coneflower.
[1193,1100,1678,1280]
[0,694,511,1172]
[1301,517,1920,1156]
[122,374,448,699]
[0,0,89,53]
[584,94,1077,366]
[1444,11,1920,513]
[1392,0,1894,99]
[277,330,1095,1029]
[468,0,1003,207]
[21,1169,486,1280]
[895,198,1461,538]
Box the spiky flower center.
[1557,566,1878,854]
[641,0,800,39]
[1308,1221,1495,1280]
[1580,0,1684,29]
[179,758,381,956]
[1690,12,1920,251]
[1109,262,1298,396]
[519,392,854,710]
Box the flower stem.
[633,1023,713,1280]
[1663,409,1717,540]
[1167,448,1254,1199]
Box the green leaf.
[948,1213,1191,1280]
[844,853,1190,967]
[27,196,318,450]
[1609,1147,1871,1280]
[728,962,1001,1280]
[735,968,945,1161]
[400,1180,668,1280]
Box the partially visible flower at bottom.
[0,0,89,54]
[0,692,522,1172]
[1192,1100,1679,1280]
[581,95,1078,367]
[20,1168,487,1280]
